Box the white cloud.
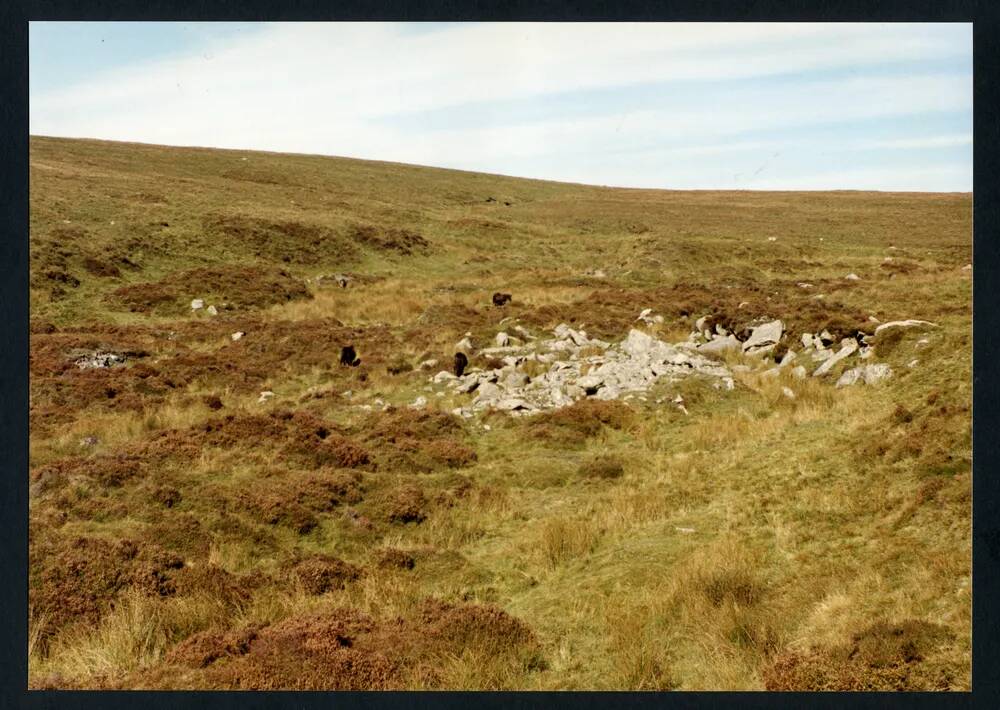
[861,134,973,150]
[30,22,972,191]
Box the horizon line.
[29,133,974,196]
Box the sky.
[29,22,973,192]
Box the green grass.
[28,135,971,690]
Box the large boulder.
[742,320,783,354]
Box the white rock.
[697,335,740,355]
[637,308,653,321]
[819,330,834,345]
[738,301,749,309]
[495,332,510,347]
[782,386,796,399]
[206,305,218,316]
[191,299,204,310]
[503,371,530,389]
[231,331,245,341]
[873,320,938,336]
[742,320,783,353]
[779,350,797,367]
[868,316,881,324]
[768,236,777,242]
[494,397,531,411]
[797,282,814,289]
[257,391,274,404]
[409,396,428,408]
[653,315,664,324]
[836,363,893,387]
[418,359,438,370]
[812,340,859,377]
[475,382,501,403]
[846,273,861,281]
[962,264,972,271]
[695,316,709,332]
[791,366,807,379]
[456,336,474,351]
[801,333,814,349]
[433,370,457,383]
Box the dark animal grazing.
[454,352,468,377]
[492,292,512,307]
[340,346,361,367]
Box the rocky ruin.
[422,310,932,417]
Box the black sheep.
[492,292,512,307]
[454,352,468,377]
[340,345,361,367]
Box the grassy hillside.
[28,135,972,690]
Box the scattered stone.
[257,391,274,404]
[868,316,881,324]
[409,396,428,408]
[206,305,218,316]
[79,435,99,448]
[433,370,457,384]
[782,386,796,399]
[813,340,859,377]
[191,298,204,310]
[797,282,814,289]
[819,330,834,345]
[74,351,127,369]
[737,301,749,309]
[675,527,696,534]
[767,236,777,242]
[495,332,511,347]
[962,264,972,271]
[231,331,245,341]
[698,334,740,355]
[742,320,783,355]
[456,336,474,351]
[418,359,438,370]
[778,350,797,367]
[908,359,919,369]
[475,382,501,403]
[845,273,861,281]
[801,333,815,349]
[791,365,807,379]
[835,363,893,387]
[873,320,938,336]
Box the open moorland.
[27,136,971,690]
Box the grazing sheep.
[340,346,361,367]
[454,352,468,377]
